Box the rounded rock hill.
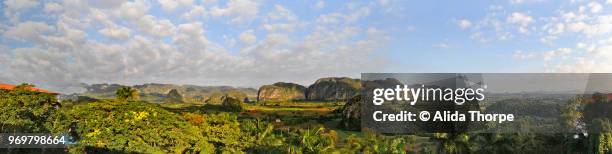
[307,77,361,101]
[257,82,307,102]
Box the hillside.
[81,83,257,103]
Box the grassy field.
[160,101,350,133]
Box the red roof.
[0,84,58,95]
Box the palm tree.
[115,86,139,101]
[300,127,335,153]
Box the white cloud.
[43,2,63,13]
[548,44,612,72]
[115,0,149,20]
[158,0,178,12]
[177,0,194,6]
[542,48,571,60]
[211,0,259,24]
[524,39,612,73]
[3,21,54,43]
[457,19,472,29]
[88,0,126,8]
[509,0,542,4]
[261,5,300,32]
[3,0,37,10]
[181,5,207,20]
[98,26,131,40]
[239,29,256,44]
[565,15,612,37]
[507,12,534,25]
[433,43,449,48]
[262,23,295,32]
[345,6,371,23]
[136,15,176,38]
[588,2,603,13]
[514,48,571,61]
[507,12,535,34]
[547,23,565,35]
[561,12,588,22]
[509,0,525,4]
[607,0,612,5]
[316,13,342,24]
[316,5,371,25]
[0,1,387,93]
[3,0,38,23]
[268,5,296,21]
[513,50,536,60]
[157,0,193,12]
[470,32,487,42]
[173,22,209,49]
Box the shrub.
[222,96,244,112]
[47,101,214,153]
[0,84,57,133]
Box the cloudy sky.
[0,0,611,93]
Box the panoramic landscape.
[2,75,612,153]
[1,0,612,153]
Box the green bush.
[47,101,214,153]
[0,84,57,133]
[222,97,244,112]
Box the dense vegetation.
[1,84,612,153]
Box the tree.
[471,133,514,153]
[559,96,588,152]
[115,86,139,101]
[47,101,214,153]
[431,133,471,154]
[222,95,244,112]
[298,127,336,153]
[588,118,612,154]
[560,96,585,132]
[0,83,57,133]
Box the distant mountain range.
[79,83,257,103]
[75,77,364,103]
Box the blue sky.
[0,0,611,92]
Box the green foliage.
[241,119,286,153]
[560,96,584,131]
[206,91,248,105]
[588,118,612,154]
[0,83,57,133]
[562,95,612,153]
[584,96,612,128]
[187,113,250,153]
[115,86,139,101]
[10,84,611,153]
[337,129,408,154]
[340,95,361,131]
[430,133,471,154]
[222,96,244,112]
[470,133,514,153]
[297,127,336,153]
[47,101,214,153]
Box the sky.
[0,0,611,93]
